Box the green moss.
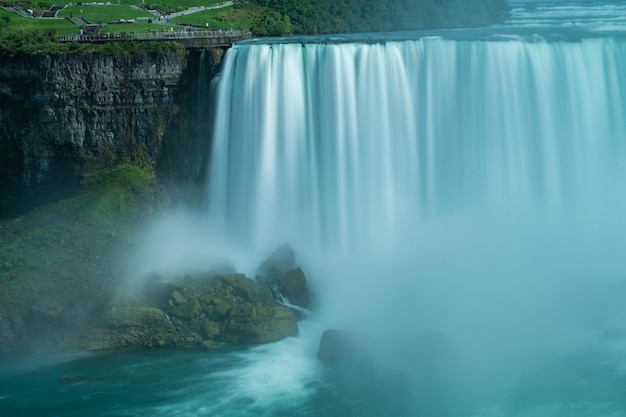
[79,164,164,219]
[0,164,167,318]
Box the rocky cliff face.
[0,47,224,211]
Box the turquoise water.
[4,2,626,416]
[3,325,626,416]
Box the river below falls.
[2,322,626,417]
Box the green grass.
[1,0,230,13]
[0,7,186,54]
[57,5,155,23]
[0,0,228,5]
[0,1,254,53]
[171,5,258,29]
[0,8,76,34]
[0,8,77,54]
[104,22,159,34]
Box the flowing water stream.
[2,2,626,416]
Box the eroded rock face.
[0,47,226,193]
[0,51,186,185]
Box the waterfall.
[206,37,626,255]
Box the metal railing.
[59,28,251,43]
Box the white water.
[198,18,626,416]
[506,1,626,33]
[208,37,626,251]
[122,3,626,416]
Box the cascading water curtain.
[207,37,626,253]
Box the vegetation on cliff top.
[248,0,511,35]
[0,8,184,55]
[0,0,510,53]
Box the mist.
[124,24,626,412]
[125,189,626,406]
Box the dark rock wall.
[0,47,225,213]
[156,47,224,204]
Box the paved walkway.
[141,1,234,22]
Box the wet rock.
[277,267,312,309]
[103,306,167,328]
[203,319,221,338]
[256,242,296,279]
[169,298,202,319]
[165,272,299,344]
[200,339,219,349]
[171,290,188,305]
[317,329,359,364]
[255,243,314,311]
[216,273,273,304]
[221,305,298,344]
[92,268,303,350]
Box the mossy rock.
[201,297,229,319]
[214,273,273,304]
[203,319,221,338]
[91,270,302,350]
[200,339,220,349]
[171,290,188,305]
[221,305,298,344]
[277,267,312,309]
[103,306,166,328]
[169,298,202,320]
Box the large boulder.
[93,271,300,350]
[102,306,167,328]
[256,242,296,279]
[161,272,298,344]
[317,329,359,365]
[277,267,312,309]
[221,305,298,344]
[255,243,313,311]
